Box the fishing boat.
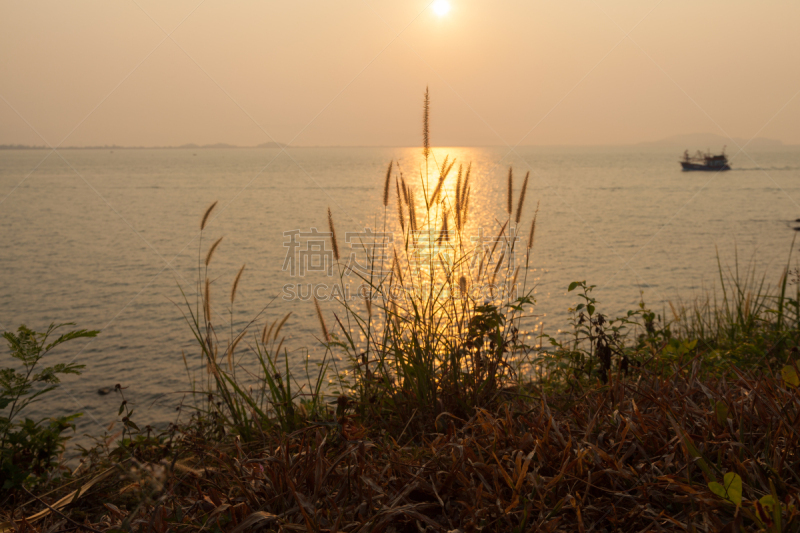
[680,148,731,171]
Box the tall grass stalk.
[176,208,332,438]
[314,90,541,430]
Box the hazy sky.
[1,0,798,147]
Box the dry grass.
[8,365,800,532]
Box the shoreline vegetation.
[3,92,800,532]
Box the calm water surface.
[1,145,799,446]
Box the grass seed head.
[455,164,463,212]
[201,200,218,230]
[431,155,450,204]
[327,207,340,261]
[261,319,274,345]
[462,186,471,226]
[383,160,393,207]
[423,87,430,159]
[527,201,539,250]
[507,166,513,215]
[515,171,529,224]
[395,177,405,233]
[314,297,329,342]
[231,264,245,304]
[205,236,224,266]
[274,312,291,342]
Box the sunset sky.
[1,0,798,147]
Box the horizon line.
[1,139,795,151]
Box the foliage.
[538,281,669,386]
[709,472,743,507]
[0,323,97,491]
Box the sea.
[1,145,799,449]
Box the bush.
[0,323,98,492]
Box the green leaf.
[714,401,729,426]
[568,281,581,292]
[759,494,777,512]
[0,397,12,410]
[781,365,799,388]
[44,328,99,353]
[708,472,742,506]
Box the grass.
[5,361,799,532]
[668,243,800,371]
[3,91,800,532]
[320,143,540,434]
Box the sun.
[432,0,451,17]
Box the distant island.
[0,141,285,150]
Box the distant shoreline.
[0,142,285,150]
[1,135,797,151]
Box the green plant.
[539,281,658,386]
[0,323,98,491]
